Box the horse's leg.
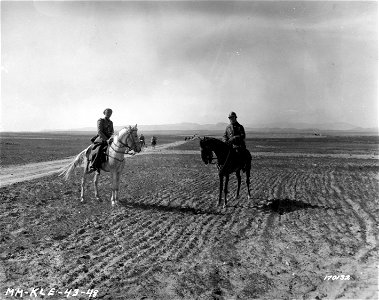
[223,174,229,208]
[246,168,251,200]
[94,171,101,201]
[111,171,120,206]
[81,166,88,203]
[218,174,224,206]
[110,171,116,206]
[115,171,121,203]
[236,170,241,199]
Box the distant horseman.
[151,136,157,149]
[139,134,145,147]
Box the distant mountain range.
[65,122,377,133]
[246,121,376,131]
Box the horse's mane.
[204,137,222,141]
[113,125,137,140]
[201,136,227,148]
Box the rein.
[209,153,218,164]
[203,138,232,173]
[106,129,138,162]
[217,148,232,174]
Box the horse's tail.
[242,149,253,173]
[247,150,252,161]
[59,146,90,180]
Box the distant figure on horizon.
[139,133,146,147]
[89,108,114,172]
[151,136,157,149]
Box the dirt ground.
[0,140,378,299]
[0,141,187,188]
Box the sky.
[1,0,378,131]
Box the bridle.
[217,148,232,174]
[201,138,232,174]
[107,128,139,162]
[201,146,217,165]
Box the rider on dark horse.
[151,136,157,147]
[223,111,249,170]
[90,108,114,172]
[139,133,145,147]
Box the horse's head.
[118,125,141,153]
[199,137,213,164]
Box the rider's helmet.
[228,111,237,119]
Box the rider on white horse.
[90,108,114,172]
[60,124,141,205]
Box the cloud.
[1,1,377,131]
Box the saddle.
[89,142,108,170]
[231,147,251,171]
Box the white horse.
[60,125,141,206]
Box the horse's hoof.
[80,198,85,203]
[96,196,101,202]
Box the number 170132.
[324,275,351,281]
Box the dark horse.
[199,137,252,208]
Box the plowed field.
[0,137,378,300]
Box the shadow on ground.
[257,198,332,215]
[119,199,222,216]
